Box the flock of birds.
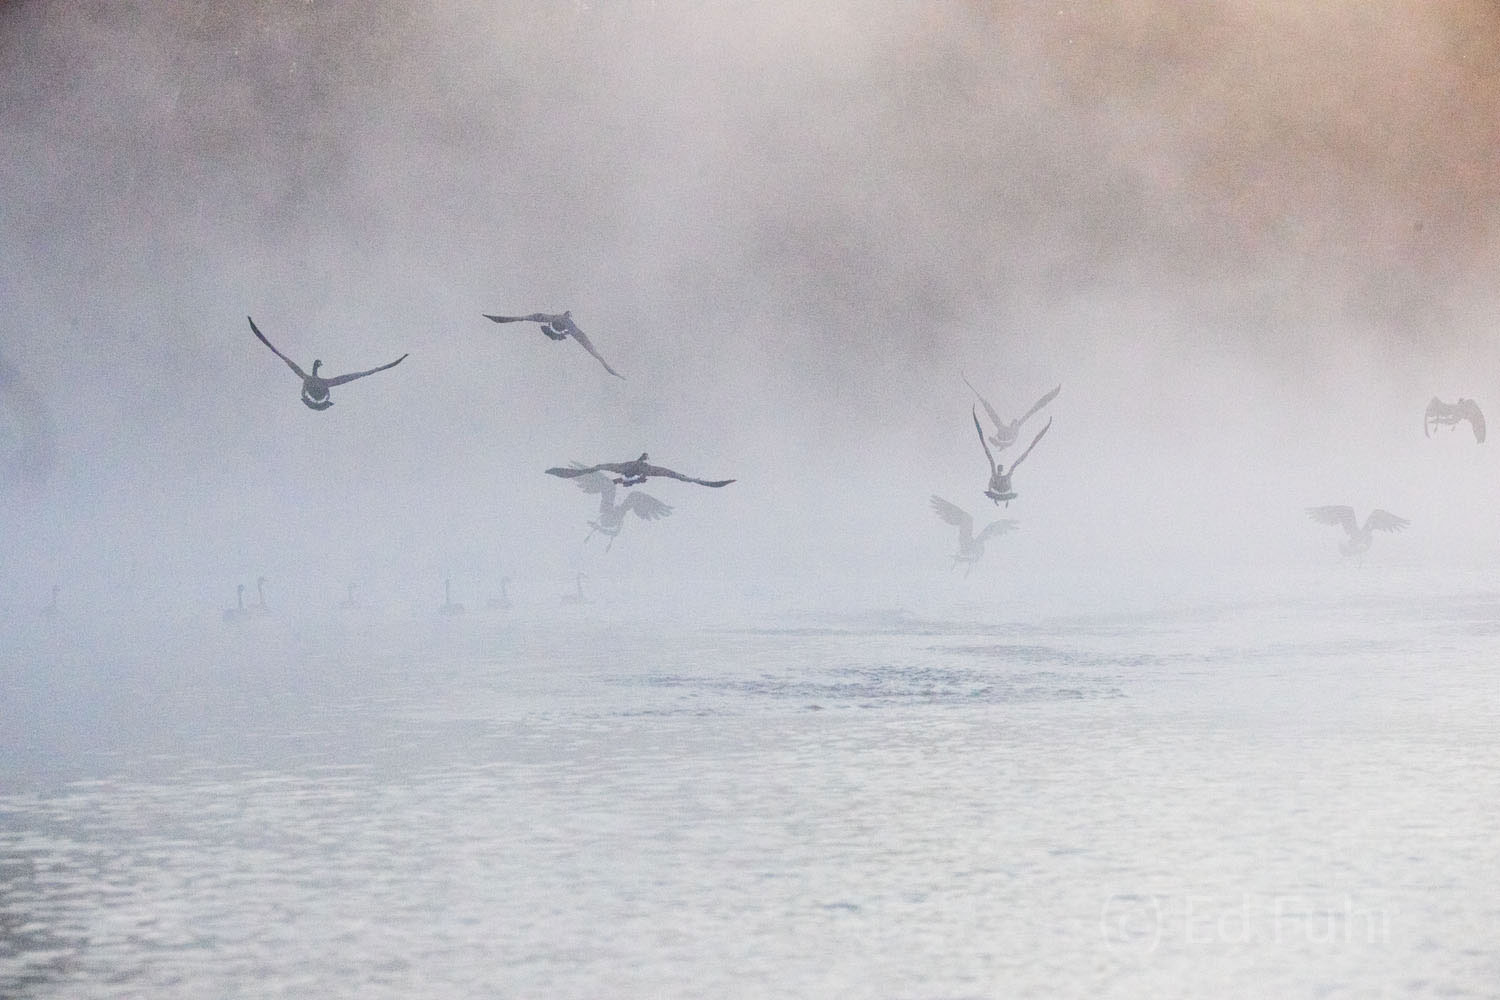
[25,312,1496,619]
[223,309,734,619]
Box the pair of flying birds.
[247,310,621,411]
[967,380,1060,506]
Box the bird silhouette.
[975,410,1050,506]
[560,572,589,605]
[966,379,1060,452]
[567,465,674,551]
[249,576,271,616]
[483,311,624,378]
[547,453,733,488]
[439,578,465,616]
[222,583,249,623]
[930,496,1017,576]
[1424,397,1486,443]
[487,578,511,611]
[1306,506,1410,558]
[248,316,407,410]
[40,584,59,619]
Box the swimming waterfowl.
[223,583,249,623]
[40,584,58,618]
[975,410,1050,506]
[1424,397,1486,443]
[483,311,624,379]
[487,578,511,611]
[567,465,673,551]
[250,576,271,616]
[439,578,465,616]
[966,379,1060,452]
[546,454,733,488]
[338,583,361,610]
[929,496,1017,576]
[1306,506,1410,557]
[560,573,588,605]
[248,316,408,410]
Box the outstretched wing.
[247,316,306,379]
[1016,384,1061,429]
[930,494,974,546]
[621,491,673,521]
[1366,510,1410,534]
[973,518,1019,544]
[547,464,606,479]
[639,463,735,487]
[963,377,1005,433]
[1462,399,1487,442]
[1424,396,1440,438]
[555,316,624,379]
[1007,417,1052,472]
[569,463,617,502]
[325,353,409,387]
[483,313,555,324]
[1306,505,1359,538]
[972,407,997,473]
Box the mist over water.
[4,2,1500,996]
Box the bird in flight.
[976,410,1050,506]
[966,379,1060,452]
[929,495,1017,576]
[248,317,408,411]
[483,311,623,378]
[1305,506,1409,558]
[547,453,734,488]
[1424,397,1486,443]
[566,464,674,551]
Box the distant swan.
[966,379,1060,452]
[339,582,361,609]
[40,584,59,618]
[566,464,673,550]
[487,578,511,611]
[483,311,624,378]
[223,583,249,623]
[248,316,408,411]
[1424,397,1486,443]
[975,409,1050,506]
[440,578,465,616]
[1306,506,1410,557]
[560,573,588,606]
[547,453,733,488]
[930,496,1018,576]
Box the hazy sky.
[4,1,1500,614]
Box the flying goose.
[1424,397,1486,443]
[975,410,1050,506]
[966,379,1061,452]
[567,465,674,550]
[546,453,733,488]
[930,495,1017,576]
[1306,506,1410,557]
[483,311,624,378]
[248,316,408,411]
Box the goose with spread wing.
[567,464,674,551]
[1424,397,1486,443]
[547,453,733,488]
[967,379,1060,452]
[976,410,1050,506]
[1306,506,1410,557]
[483,311,624,378]
[930,495,1017,576]
[248,316,408,411]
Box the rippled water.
[3,594,1499,997]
